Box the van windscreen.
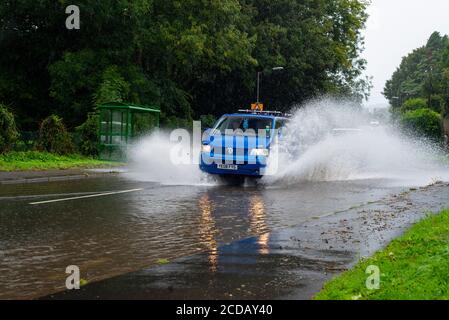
[213,117,273,135]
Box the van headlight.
[201,145,212,153]
[250,148,269,156]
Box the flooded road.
[44,181,449,300]
[0,174,408,299]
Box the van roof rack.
[237,109,291,117]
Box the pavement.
[0,168,124,185]
[42,182,449,300]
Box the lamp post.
[256,67,284,105]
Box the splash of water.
[264,98,448,186]
[126,131,215,186]
[127,98,448,187]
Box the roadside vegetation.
[401,108,442,142]
[384,32,449,144]
[314,209,449,300]
[0,151,117,171]
[0,104,115,171]
[0,103,19,154]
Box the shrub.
[0,104,19,153]
[401,108,442,141]
[400,98,428,114]
[76,112,99,156]
[38,115,75,154]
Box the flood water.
[0,175,406,299]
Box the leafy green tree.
[145,0,257,121]
[48,50,105,126]
[93,66,131,105]
[384,32,448,112]
[439,39,449,118]
[0,0,69,126]
[195,0,370,115]
[0,0,370,130]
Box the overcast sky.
[363,0,449,108]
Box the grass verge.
[314,209,449,300]
[0,151,121,171]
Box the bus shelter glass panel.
[98,103,160,161]
[100,109,111,144]
[111,110,128,145]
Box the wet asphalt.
[1,171,449,300]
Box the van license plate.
[217,164,238,170]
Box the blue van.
[199,110,289,177]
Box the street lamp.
[256,67,284,105]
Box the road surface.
[1,171,448,299]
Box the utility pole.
[256,71,262,104]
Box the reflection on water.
[248,195,270,255]
[0,176,401,299]
[257,233,271,255]
[197,193,271,270]
[198,194,218,272]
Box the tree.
[0,0,370,130]
[384,32,448,112]
[195,0,370,115]
[439,39,449,118]
[93,66,131,106]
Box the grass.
[0,151,121,171]
[156,258,170,265]
[314,209,449,300]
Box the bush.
[400,98,428,114]
[38,115,75,154]
[76,112,99,156]
[0,104,19,153]
[401,108,442,141]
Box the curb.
[0,171,122,185]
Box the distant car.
[199,110,289,178]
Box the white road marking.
[29,188,143,205]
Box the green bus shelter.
[98,102,160,161]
